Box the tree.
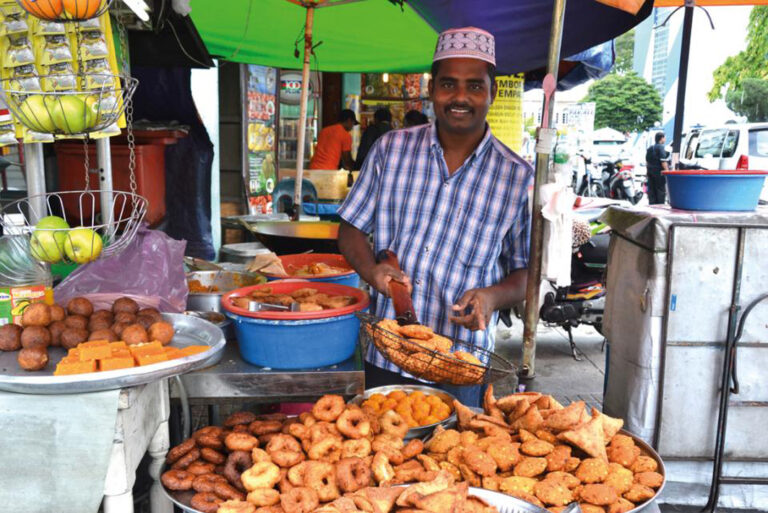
[708,6,768,101]
[582,72,662,133]
[613,29,635,74]
[726,79,768,122]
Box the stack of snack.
[229,286,358,313]
[360,389,452,429]
[371,318,485,385]
[0,296,176,372]
[53,339,208,375]
[419,386,664,512]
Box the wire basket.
[1,74,138,135]
[0,190,147,269]
[16,0,112,22]
[357,312,516,386]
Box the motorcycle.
[572,152,604,198]
[538,205,611,360]
[598,159,644,204]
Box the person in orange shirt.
[309,109,358,170]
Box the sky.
[524,6,754,129]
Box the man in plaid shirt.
[337,27,533,406]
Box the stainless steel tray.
[0,313,225,394]
[348,384,458,440]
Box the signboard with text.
[487,74,524,153]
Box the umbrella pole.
[671,3,694,168]
[292,3,315,221]
[520,0,567,379]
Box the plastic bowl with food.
[348,384,457,440]
[222,280,369,369]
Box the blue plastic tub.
[664,170,768,212]
[222,281,369,369]
[224,312,364,369]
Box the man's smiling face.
[429,58,496,136]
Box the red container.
[55,142,167,226]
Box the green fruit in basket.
[64,227,102,264]
[48,95,89,133]
[19,95,55,133]
[30,215,70,263]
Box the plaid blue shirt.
[338,122,533,375]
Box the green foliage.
[613,29,635,74]
[583,72,662,133]
[708,6,768,102]
[725,79,768,122]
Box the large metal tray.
[348,384,458,440]
[0,313,225,394]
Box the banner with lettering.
[487,74,524,153]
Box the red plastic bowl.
[222,280,369,321]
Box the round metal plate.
[348,384,458,440]
[0,313,225,394]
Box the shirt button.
[425,246,429,253]
[415,279,422,285]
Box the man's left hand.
[449,287,496,331]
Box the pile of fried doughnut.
[417,385,664,513]
[372,319,485,385]
[162,394,454,513]
[230,287,357,313]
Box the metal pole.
[292,3,315,221]
[96,138,114,226]
[23,142,46,224]
[520,0,567,379]
[671,3,694,169]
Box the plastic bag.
[54,225,189,312]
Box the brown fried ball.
[91,309,114,322]
[149,321,174,346]
[113,297,140,315]
[112,322,130,337]
[60,328,89,350]
[48,320,66,347]
[89,329,118,342]
[64,315,88,331]
[20,326,51,349]
[0,324,22,351]
[18,347,48,371]
[67,297,94,317]
[49,304,66,322]
[138,308,162,323]
[22,303,51,327]
[88,318,112,332]
[114,311,137,324]
[122,324,149,345]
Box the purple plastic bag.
[55,225,188,312]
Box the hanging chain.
[116,17,137,195]
[83,136,90,190]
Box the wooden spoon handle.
[375,249,419,325]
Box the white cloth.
[540,184,575,287]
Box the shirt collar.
[429,121,494,161]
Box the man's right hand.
[369,263,412,297]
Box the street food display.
[160,390,665,513]
[0,295,178,372]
